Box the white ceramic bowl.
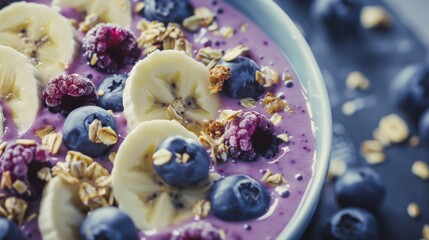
[225,1,332,239]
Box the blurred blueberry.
[0,218,25,240]
[218,57,264,99]
[153,135,210,188]
[391,64,429,121]
[142,0,194,24]
[63,106,118,157]
[210,174,270,221]
[334,167,385,211]
[98,74,127,112]
[312,0,362,36]
[325,208,379,240]
[80,207,138,240]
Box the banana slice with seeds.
[112,120,216,230]
[38,177,85,240]
[0,46,41,134]
[0,2,78,87]
[51,0,132,29]
[123,50,220,133]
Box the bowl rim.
[224,0,332,239]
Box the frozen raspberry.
[83,23,141,73]
[43,74,97,116]
[0,142,46,179]
[224,111,276,161]
[171,222,224,240]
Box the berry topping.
[311,0,362,35]
[391,64,429,121]
[63,106,118,158]
[97,74,128,112]
[143,0,194,24]
[210,174,270,221]
[325,208,379,240]
[0,217,25,240]
[171,221,225,240]
[153,135,210,188]
[43,74,97,116]
[83,23,140,73]
[80,207,139,240]
[224,111,276,161]
[0,142,46,180]
[217,57,264,99]
[334,167,385,211]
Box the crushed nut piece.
[222,45,249,62]
[1,171,12,190]
[35,125,55,139]
[209,65,230,94]
[240,98,257,109]
[37,167,52,182]
[412,161,429,180]
[407,202,420,218]
[360,140,385,165]
[79,14,101,33]
[262,92,287,114]
[346,71,370,91]
[377,114,409,144]
[153,149,173,166]
[361,6,392,29]
[193,199,211,219]
[219,26,234,38]
[270,113,284,126]
[109,152,117,164]
[261,170,287,186]
[12,180,28,195]
[197,47,223,66]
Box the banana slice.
[0,2,78,87]
[38,177,85,240]
[123,50,220,133]
[51,0,132,28]
[112,120,214,230]
[0,46,40,133]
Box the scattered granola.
[261,170,287,187]
[0,171,12,190]
[35,125,55,139]
[182,7,214,31]
[262,92,287,114]
[260,66,280,87]
[276,133,290,143]
[41,132,63,155]
[219,26,234,38]
[360,140,385,165]
[203,120,225,138]
[197,47,223,68]
[0,197,32,225]
[199,131,228,164]
[346,71,370,91]
[209,65,230,94]
[152,148,173,166]
[37,167,52,182]
[361,6,392,29]
[407,202,420,218]
[240,98,258,109]
[88,119,118,146]
[12,180,28,195]
[0,142,6,156]
[193,199,211,219]
[222,45,249,62]
[240,23,248,33]
[270,113,284,126]
[52,151,114,210]
[411,161,429,180]
[327,158,347,179]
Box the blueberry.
[334,167,385,211]
[0,218,25,240]
[325,208,379,240]
[391,64,429,121]
[312,0,362,35]
[80,207,138,240]
[218,57,264,99]
[63,106,118,157]
[142,0,194,24]
[153,136,210,188]
[97,74,127,112]
[210,174,270,221]
[418,109,429,142]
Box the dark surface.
[273,0,429,239]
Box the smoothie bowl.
[0,0,331,239]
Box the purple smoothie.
[1,1,316,239]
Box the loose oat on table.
[327,158,347,179]
[377,114,409,144]
[411,161,429,180]
[407,202,420,218]
[346,71,370,91]
[360,140,386,165]
[361,6,392,29]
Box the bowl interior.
[225,0,332,239]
